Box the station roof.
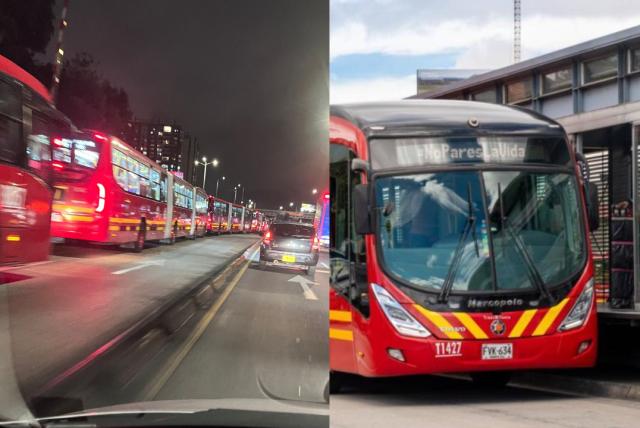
[412,24,640,100]
[331,100,563,135]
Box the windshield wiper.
[438,183,477,303]
[498,183,553,303]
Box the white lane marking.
[288,275,318,300]
[315,269,330,274]
[0,260,54,272]
[243,244,261,262]
[320,262,329,269]
[112,259,166,275]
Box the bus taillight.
[96,183,106,213]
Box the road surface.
[148,250,330,403]
[330,374,640,428]
[1,234,258,394]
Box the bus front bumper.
[353,320,597,377]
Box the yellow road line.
[141,260,249,401]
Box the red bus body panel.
[51,135,168,244]
[329,113,598,377]
[0,166,52,264]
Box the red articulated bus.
[170,174,194,240]
[243,208,253,233]
[0,54,71,265]
[51,131,195,251]
[230,203,243,233]
[329,101,599,391]
[191,187,208,238]
[207,195,231,234]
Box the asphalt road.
[152,250,330,404]
[330,374,640,428]
[0,234,259,394]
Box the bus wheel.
[134,222,146,253]
[470,371,512,389]
[330,371,344,394]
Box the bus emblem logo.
[490,319,506,336]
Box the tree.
[0,0,55,73]
[56,52,133,134]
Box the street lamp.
[216,176,226,197]
[279,206,283,210]
[312,188,318,195]
[194,157,219,192]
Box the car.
[259,222,320,274]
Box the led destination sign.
[370,136,570,169]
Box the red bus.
[207,195,231,234]
[50,131,193,251]
[230,203,243,233]
[243,208,253,233]
[170,173,194,240]
[329,101,599,390]
[191,186,208,238]
[0,55,71,265]
[250,210,264,233]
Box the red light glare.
[323,193,330,200]
[53,138,63,146]
[93,133,109,142]
[52,162,64,170]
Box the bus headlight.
[371,283,431,338]
[558,278,594,332]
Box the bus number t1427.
[434,341,462,358]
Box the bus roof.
[330,100,565,137]
[0,55,52,103]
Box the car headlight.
[371,283,431,338]
[558,278,594,332]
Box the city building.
[414,25,640,316]
[120,120,199,183]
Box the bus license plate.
[282,254,296,263]
[481,343,513,360]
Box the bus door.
[329,142,369,374]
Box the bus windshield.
[375,170,586,293]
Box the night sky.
[49,0,328,209]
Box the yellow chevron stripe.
[109,217,139,224]
[63,214,94,222]
[329,328,354,341]
[532,298,570,336]
[509,309,537,338]
[453,312,488,339]
[330,310,352,322]
[53,204,95,214]
[413,305,463,339]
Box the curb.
[512,371,640,401]
[31,238,259,399]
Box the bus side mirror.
[585,181,599,231]
[353,183,372,235]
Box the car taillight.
[264,231,272,244]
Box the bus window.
[0,79,21,164]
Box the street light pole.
[216,176,225,197]
[203,161,208,190]
[241,186,245,204]
[234,186,238,204]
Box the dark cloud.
[55,0,328,208]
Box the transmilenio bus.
[0,54,71,265]
[329,101,599,390]
[50,131,204,251]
